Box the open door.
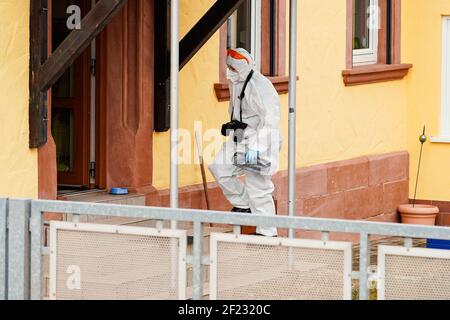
[51,0,92,189]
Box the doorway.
[51,0,94,191]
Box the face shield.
[226,48,255,83]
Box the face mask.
[226,69,240,83]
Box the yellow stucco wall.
[153,0,409,190]
[2,1,443,200]
[0,0,38,198]
[403,0,450,201]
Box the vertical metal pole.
[29,205,42,300]
[193,221,203,300]
[0,199,7,300]
[156,220,164,230]
[170,0,180,230]
[8,199,31,300]
[288,0,298,238]
[72,214,80,223]
[359,232,370,300]
[404,237,413,250]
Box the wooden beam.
[37,0,128,93]
[29,0,48,148]
[179,0,246,70]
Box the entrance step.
[58,190,146,206]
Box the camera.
[221,120,248,143]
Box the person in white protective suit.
[208,48,282,237]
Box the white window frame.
[353,0,379,66]
[227,0,262,71]
[431,17,450,143]
[441,17,450,137]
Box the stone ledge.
[145,151,410,224]
[342,64,412,86]
[214,76,292,102]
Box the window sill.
[342,64,413,86]
[430,136,450,144]
[214,76,291,102]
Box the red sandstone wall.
[146,151,411,241]
[147,151,410,226]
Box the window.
[343,0,412,86]
[227,0,262,71]
[432,17,450,142]
[441,17,450,137]
[215,0,288,100]
[353,0,379,66]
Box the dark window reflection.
[52,108,74,173]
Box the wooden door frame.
[96,30,107,189]
[34,0,128,198]
[49,0,95,188]
[53,50,91,187]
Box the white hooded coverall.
[208,48,282,237]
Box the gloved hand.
[245,150,258,164]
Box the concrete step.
[58,189,146,206]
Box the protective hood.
[226,48,255,83]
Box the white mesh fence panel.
[210,234,352,300]
[378,245,450,300]
[50,222,186,300]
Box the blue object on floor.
[110,188,129,195]
[427,239,450,250]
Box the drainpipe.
[288,0,298,238]
[170,0,180,229]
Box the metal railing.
[1,197,450,300]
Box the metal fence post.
[0,198,7,300]
[404,237,413,249]
[29,203,42,300]
[170,0,180,230]
[359,232,370,300]
[7,199,31,300]
[193,221,203,300]
[288,0,298,239]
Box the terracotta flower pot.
[398,204,439,226]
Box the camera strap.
[231,70,254,122]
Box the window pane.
[353,0,371,50]
[227,0,252,52]
[236,0,251,51]
[53,65,74,98]
[52,0,77,98]
[52,108,74,173]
